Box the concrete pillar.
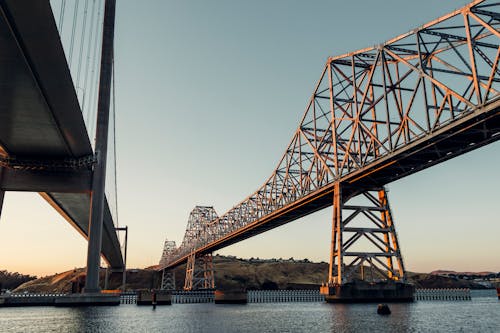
[104,267,109,290]
[121,226,128,291]
[84,0,116,293]
[0,167,5,220]
[0,189,4,220]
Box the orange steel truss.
[329,186,405,284]
[160,0,500,285]
[163,206,218,290]
[183,253,214,290]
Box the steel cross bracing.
[161,270,176,291]
[329,186,406,284]
[159,240,177,268]
[160,207,218,290]
[159,240,177,290]
[183,253,214,290]
[160,0,500,271]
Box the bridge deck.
[0,1,123,269]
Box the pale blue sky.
[1,0,499,276]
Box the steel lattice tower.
[160,240,177,290]
[329,185,405,284]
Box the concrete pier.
[54,293,120,306]
[214,290,247,304]
[136,290,172,305]
[171,290,214,303]
[0,293,120,307]
[0,293,64,307]
[321,281,414,303]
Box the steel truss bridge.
[160,0,500,289]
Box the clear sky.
[1,0,499,277]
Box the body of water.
[1,290,498,332]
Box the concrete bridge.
[0,0,123,296]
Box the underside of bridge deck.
[0,1,123,270]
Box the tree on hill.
[0,270,37,291]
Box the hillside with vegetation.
[0,270,37,291]
[11,255,495,293]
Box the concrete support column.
[84,0,116,293]
[104,267,109,290]
[116,226,128,291]
[0,189,4,220]
[0,167,5,220]
[121,226,128,291]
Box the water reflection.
[327,303,413,332]
[68,307,109,332]
[1,295,499,333]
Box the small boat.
[497,287,500,300]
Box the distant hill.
[12,255,494,293]
[430,270,497,276]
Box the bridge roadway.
[0,1,123,269]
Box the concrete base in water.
[54,293,120,307]
[137,290,172,305]
[321,281,414,303]
[0,293,120,307]
[214,290,247,304]
[0,295,58,307]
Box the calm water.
[1,290,498,332]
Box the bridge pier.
[161,269,176,291]
[84,0,116,294]
[184,252,214,290]
[0,190,4,220]
[0,167,4,220]
[323,183,413,302]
